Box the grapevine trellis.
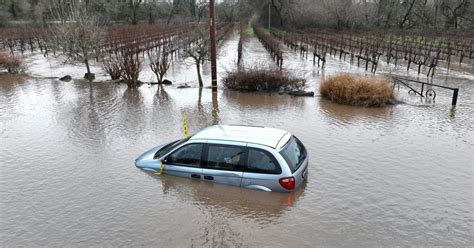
[0,22,234,84]
[272,28,473,77]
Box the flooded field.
[1,33,473,247]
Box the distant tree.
[217,0,237,22]
[167,0,185,24]
[146,2,156,24]
[50,0,105,81]
[128,0,142,25]
[182,27,210,88]
[322,0,354,29]
[270,0,285,27]
[148,47,170,84]
[3,0,30,20]
[196,0,208,23]
[0,5,11,26]
[30,1,47,25]
[440,0,470,29]
[398,0,416,29]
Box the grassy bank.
[320,74,394,107]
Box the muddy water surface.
[1,34,473,247]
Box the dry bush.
[118,45,142,87]
[0,52,25,74]
[320,74,394,107]
[223,67,306,92]
[102,52,122,80]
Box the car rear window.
[279,136,306,173]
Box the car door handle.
[204,175,214,180]
[191,174,201,179]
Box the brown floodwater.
[1,33,473,247]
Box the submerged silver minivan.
[135,125,309,192]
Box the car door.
[162,142,204,180]
[201,141,245,187]
[241,145,283,192]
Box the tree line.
[0,0,234,26]
[257,0,473,30]
[2,0,472,30]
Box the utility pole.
[268,3,271,30]
[209,0,217,93]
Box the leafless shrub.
[118,44,142,87]
[102,52,122,80]
[0,52,25,74]
[223,67,305,92]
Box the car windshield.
[154,137,191,159]
[279,136,306,173]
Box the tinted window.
[166,143,202,167]
[246,149,281,174]
[279,136,306,172]
[206,145,244,171]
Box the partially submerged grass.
[261,27,271,35]
[223,68,305,92]
[320,74,394,107]
[244,26,254,36]
[244,19,254,37]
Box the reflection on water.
[319,98,393,124]
[1,34,473,247]
[211,91,219,125]
[151,172,305,221]
[146,171,306,247]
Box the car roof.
[190,125,291,149]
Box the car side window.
[206,145,244,171]
[166,143,203,167]
[246,149,281,174]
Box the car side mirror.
[162,158,168,164]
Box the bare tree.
[196,0,208,23]
[167,0,185,24]
[50,0,104,81]
[219,0,237,22]
[271,0,285,27]
[398,0,416,29]
[322,0,354,29]
[441,0,470,29]
[128,0,142,25]
[146,1,156,24]
[148,47,170,84]
[182,27,210,88]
